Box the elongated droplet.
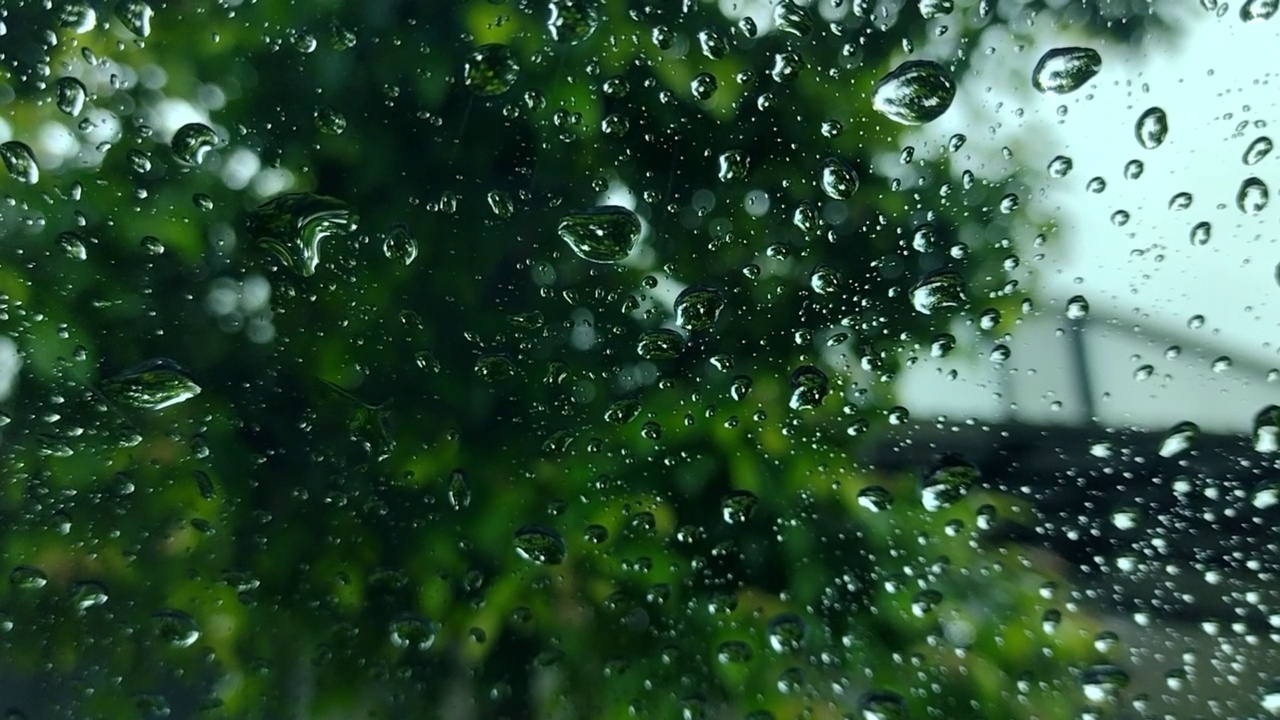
[558,206,641,263]
[871,60,956,125]
[248,193,359,276]
[1135,107,1168,150]
[1240,0,1278,21]
[1244,136,1273,165]
[1032,47,1102,94]
[101,358,201,411]
[0,141,39,184]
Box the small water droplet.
[382,225,418,266]
[1135,107,1169,149]
[389,613,438,651]
[721,490,759,524]
[153,609,200,647]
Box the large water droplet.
[909,270,968,315]
[152,609,200,648]
[819,157,859,199]
[1079,664,1130,704]
[1158,420,1200,458]
[0,141,39,184]
[1238,177,1270,214]
[464,44,520,96]
[58,3,97,32]
[100,358,201,411]
[1032,47,1102,94]
[871,60,956,125]
[115,0,153,37]
[1240,0,1279,21]
[10,565,48,590]
[788,365,829,410]
[389,613,438,650]
[674,285,725,332]
[557,206,640,263]
[1066,295,1090,320]
[721,491,759,524]
[1254,405,1280,453]
[1244,136,1273,165]
[774,0,813,36]
[1135,107,1169,149]
[858,690,908,720]
[547,0,599,44]
[717,150,750,182]
[766,613,807,653]
[514,525,568,565]
[248,192,359,277]
[171,122,220,165]
[55,77,87,116]
[637,329,686,360]
[382,225,418,266]
[921,456,979,511]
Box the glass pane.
[0,1,1276,718]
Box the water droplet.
[1169,192,1193,211]
[0,141,39,184]
[55,77,87,116]
[475,354,516,382]
[919,0,955,18]
[810,265,841,294]
[1254,405,1280,453]
[674,285,725,332]
[249,193,358,277]
[1253,481,1280,509]
[389,613,438,651]
[774,0,813,36]
[1048,155,1073,177]
[1244,136,1273,165]
[1079,664,1130,704]
[690,72,718,101]
[57,231,88,261]
[1135,107,1169,149]
[547,0,599,44]
[1032,47,1102,94]
[788,365,829,411]
[637,329,686,360]
[115,0,153,37]
[857,485,894,512]
[170,123,219,165]
[59,3,98,32]
[71,581,109,611]
[101,358,201,411]
[382,225,418,266]
[558,206,640,263]
[1240,0,1279,21]
[1158,420,1200,458]
[921,456,979,511]
[604,398,642,425]
[698,29,729,60]
[721,491,759,524]
[514,525,567,565]
[152,609,200,648]
[819,157,859,199]
[931,333,956,357]
[1124,159,1145,179]
[315,106,346,135]
[464,44,519,96]
[909,270,968,315]
[766,613,806,653]
[871,60,956,125]
[1066,295,1090,320]
[9,565,47,590]
[717,150,750,182]
[858,690,908,720]
[1238,176,1270,214]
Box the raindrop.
[1047,155,1073,178]
[1079,664,1130,704]
[1190,221,1211,245]
[774,0,813,36]
[248,193,358,277]
[1124,159,1145,179]
[547,0,599,44]
[475,354,516,382]
[171,123,220,165]
[674,286,725,332]
[1158,421,1200,458]
[57,231,88,261]
[1032,47,1102,94]
[604,398,642,425]
[558,206,641,263]
[721,491,759,524]
[315,106,346,135]
[690,72,718,101]
[716,641,753,664]
[115,0,153,37]
[9,565,47,590]
[1237,177,1269,214]
[717,150,750,182]
[857,486,894,512]
[637,329,686,360]
[819,157,859,199]
[1240,0,1279,21]
[1135,107,1169,149]
[788,365,829,411]
[909,270,968,315]
[100,358,201,411]
[514,525,568,565]
[931,333,956,357]
[153,609,200,648]
[766,613,807,653]
[1169,192,1193,210]
[464,44,520,96]
[1066,295,1090,320]
[1244,136,1273,165]
[921,455,979,511]
[55,77,87,116]
[1254,406,1280,453]
[389,614,438,651]
[71,581,109,611]
[871,60,956,125]
[919,0,955,18]
[0,141,39,184]
[858,690,908,720]
[382,225,418,266]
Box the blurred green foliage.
[0,0,1168,717]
